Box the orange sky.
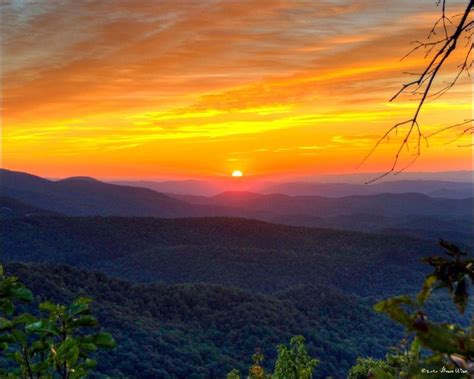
[2,0,472,179]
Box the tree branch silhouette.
[362,0,473,184]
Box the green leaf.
[78,342,97,352]
[93,332,116,348]
[410,337,421,356]
[66,344,80,366]
[13,313,37,325]
[39,301,59,313]
[81,358,97,369]
[417,275,437,305]
[10,287,33,302]
[67,298,92,317]
[70,315,97,328]
[26,320,60,336]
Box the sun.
[231,170,243,177]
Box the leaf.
[72,297,92,306]
[26,320,60,336]
[78,342,97,352]
[81,358,97,369]
[417,323,464,355]
[374,296,416,327]
[10,287,33,302]
[70,315,97,328]
[410,337,421,356]
[66,344,80,366]
[67,298,92,317]
[93,332,116,348]
[13,313,37,325]
[39,301,59,313]
[417,275,437,305]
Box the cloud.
[3,0,471,177]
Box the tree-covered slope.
[3,262,402,379]
[1,216,436,296]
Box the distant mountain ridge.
[112,179,223,196]
[175,190,473,218]
[2,169,472,244]
[112,178,474,198]
[258,180,474,198]
[0,169,199,217]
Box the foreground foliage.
[0,265,115,378]
[227,336,319,379]
[352,240,474,378]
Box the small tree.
[272,336,319,379]
[249,349,268,379]
[227,335,318,379]
[227,368,242,379]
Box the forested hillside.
[3,262,402,378]
[1,216,437,297]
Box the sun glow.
[232,170,243,177]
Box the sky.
[1,0,472,180]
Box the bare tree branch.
[362,0,473,183]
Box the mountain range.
[114,177,474,198]
[2,169,473,245]
[1,168,473,378]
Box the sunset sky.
[2,0,472,180]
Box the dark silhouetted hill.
[0,196,61,218]
[1,169,199,217]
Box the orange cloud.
[2,0,472,178]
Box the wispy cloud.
[2,0,471,177]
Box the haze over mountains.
[113,172,474,198]
[2,169,473,245]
